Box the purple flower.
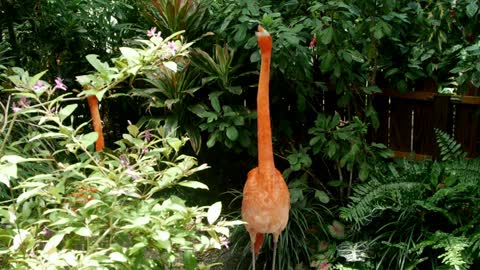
[11,102,21,113]
[120,155,129,167]
[33,80,45,91]
[19,96,30,107]
[40,228,53,238]
[147,27,161,38]
[53,77,67,91]
[144,129,151,142]
[168,41,176,55]
[219,236,229,249]
[11,97,30,112]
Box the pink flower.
[219,236,229,249]
[147,27,161,38]
[168,41,176,55]
[319,261,330,270]
[309,34,317,48]
[319,240,328,251]
[53,77,67,91]
[11,102,21,113]
[328,220,345,239]
[11,97,30,112]
[33,80,45,91]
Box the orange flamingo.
[86,95,104,151]
[241,26,290,270]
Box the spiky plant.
[434,128,467,161]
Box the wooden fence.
[323,90,480,159]
[372,91,480,159]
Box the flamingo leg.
[252,249,256,270]
[272,240,277,270]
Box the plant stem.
[0,110,17,156]
[347,168,353,199]
[337,163,344,202]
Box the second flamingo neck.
[257,50,274,171]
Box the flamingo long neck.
[257,35,274,171]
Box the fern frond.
[434,129,467,161]
[340,180,425,229]
[445,159,480,184]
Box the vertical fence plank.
[389,97,413,152]
[454,103,480,157]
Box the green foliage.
[2,0,141,80]
[0,69,239,269]
[434,128,467,161]
[308,112,393,202]
[138,0,210,41]
[338,159,480,269]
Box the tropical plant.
[338,158,480,269]
[0,68,239,269]
[137,0,210,41]
[308,112,393,201]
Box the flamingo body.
[241,26,290,269]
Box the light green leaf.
[79,132,99,148]
[183,250,197,270]
[86,54,110,74]
[58,104,78,122]
[155,230,170,241]
[29,132,68,141]
[127,124,140,137]
[1,155,26,164]
[17,185,46,204]
[120,47,141,62]
[109,252,128,262]
[43,233,65,254]
[207,202,222,225]
[133,216,150,227]
[178,181,209,190]
[74,227,92,237]
[164,61,177,72]
[166,137,182,152]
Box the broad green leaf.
[120,47,141,62]
[206,132,217,148]
[74,227,92,237]
[127,124,140,137]
[209,92,222,113]
[79,132,99,148]
[132,216,150,227]
[164,61,177,72]
[109,252,128,262]
[86,54,110,74]
[183,250,197,270]
[166,137,183,152]
[466,2,478,18]
[207,202,222,224]
[43,233,65,254]
[320,27,333,45]
[315,190,330,204]
[155,230,170,241]
[1,155,26,164]
[17,185,46,204]
[58,104,78,122]
[226,126,239,141]
[178,181,209,190]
